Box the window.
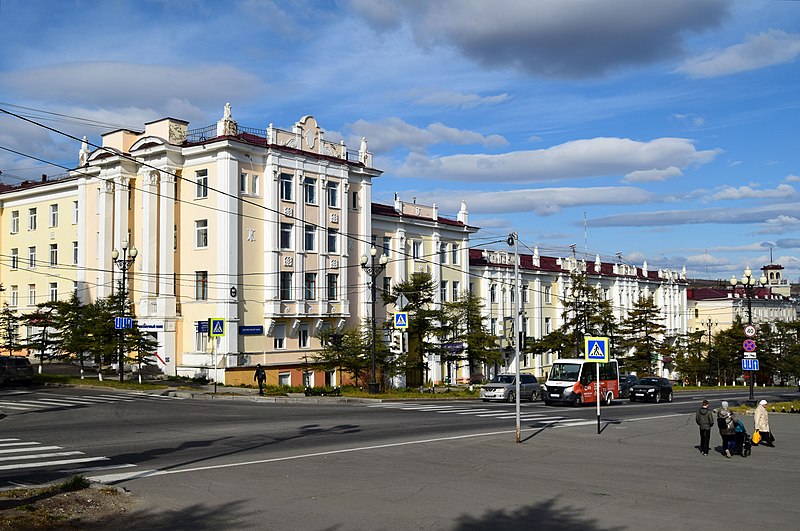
[439,243,447,264]
[523,283,529,303]
[251,174,259,196]
[304,273,317,300]
[280,173,293,201]
[327,274,338,300]
[279,272,293,300]
[49,244,58,266]
[274,324,286,349]
[452,281,460,301]
[195,326,208,352]
[382,236,391,257]
[72,242,79,265]
[469,282,475,295]
[28,208,37,230]
[327,228,338,254]
[278,372,291,386]
[195,219,208,248]
[544,317,551,335]
[327,182,339,207]
[304,177,317,204]
[11,210,19,233]
[545,286,552,304]
[72,201,79,224]
[49,204,59,227]
[491,318,498,335]
[28,284,36,306]
[195,170,208,198]
[195,271,208,300]
[49,282,58,302]
[10,286,18,307]
[280,223,293,249]
[304,225,316,252]
[452,243,459,264]
[490,284,497,303]
[240,172,248,194]
[28,246,36,268]
[412,241,422,260]
[352,191,358,209]
[10,248,18,270]
[440,281,447,302]
[299,324,310,348]
[383,276,392,294]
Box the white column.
[216,153,240,374]
[97,177,115,298]
[140,170,159,303]
[158,172,176,309]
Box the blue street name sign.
[239,325,264,336]
[742,358,760,371]
[196,320,209,333]
[114,317,133,329]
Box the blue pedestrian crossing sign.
[393,312,409,329]
[585,336,609,362]
[209,318,225,337]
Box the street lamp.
[112,240,138,382]
[360,247,388,394]
[730,266,766,404]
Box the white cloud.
[352,0,730,79]
[349,118,507,153]
[670,113,705,127]
[711,184,797,201]
[412,90,510,108]
[405,186,654,216]
[593,203,800,228]
[678,30,800,78]
[754,216,800,235]
[394,137,720,183]
[785,174,800,183]
[623,166,683,183]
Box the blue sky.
[1,0,798,282]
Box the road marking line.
[3,401,52,408]
[0,401,44,409]
[0,439,21,442]
[61,463,136,473]
[25,399,82,406]
[0,451,83,462]
[455,410,493,414]
[0,441,40,448]
[0,446,62,455]
[0,457,108,471]
[0,404,30,411]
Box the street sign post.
[584,336,609,435]
[743,339,756,352]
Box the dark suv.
[619,374,638,398]
[0,356,34,385]
[629,377,673,403]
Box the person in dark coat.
[254,364,266,396]
[695,399,715,455]
[716,401,737,458]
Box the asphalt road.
[1,385,799,530]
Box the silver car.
[480,374,541,402]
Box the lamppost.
[112,240,138,382]
[730,267,766,404]
[360,247,388,394]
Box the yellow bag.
[752,431,761,444]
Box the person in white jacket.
[754,399,774,447]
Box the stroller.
[734,419,752,457]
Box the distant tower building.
[762,264,790,297]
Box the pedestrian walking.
[695,399,715,455]
[716,401,737,458]
[754,399,775,447]
[254,364,266,396]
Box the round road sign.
[744,324,757,337]
[743,339,757,352]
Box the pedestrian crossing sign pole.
[584,336,609,435]
[208,318,225,393]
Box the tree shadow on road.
[84,500,250,530]
[453,497,624,531]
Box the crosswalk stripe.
[0,451,83,462]
[0,456,108,471]
[0,441,40,448]
[0,445,62,455]
[3,401,53,408]
[0,401,45,409]
[455,409,493,414]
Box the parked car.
[629,377,673,403]
[618,374,639,398]
[0,356,34,386]
[480,373,540,402]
